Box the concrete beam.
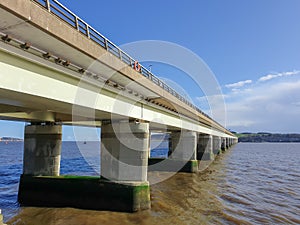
[0,49,231,137]
[0,111,55,122]
[62,120,102,127]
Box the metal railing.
[32,0,213,121]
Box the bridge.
[0,0,237,212]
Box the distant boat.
[83,141,87,144]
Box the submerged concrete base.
[148,158,198,173]
[18,175,150,212]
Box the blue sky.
[1,0,300,139]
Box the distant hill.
[237,133,300,142]
[0,137,23,142]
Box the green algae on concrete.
[18,175,150,212]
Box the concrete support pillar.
[169,130,197,160]
[155,130,198,173]
[148,132,151,158]
[101,121,149,182]
[226,138,230,149]
[197,134,214,160]
[213,136,222,155]
[23,124,62,176]
[221,137,227,151]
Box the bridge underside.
[0,43,232,135]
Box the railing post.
[118,48,122,60]
[158,80,162,87]
[86,24,90,38]
[104,39,108,50]
[46,0,51,12]
[75,16,79,31]
[150,73,155,81]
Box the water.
[1,142,300,224]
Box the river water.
[1,142,300,225]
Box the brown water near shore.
[3,143,300,225]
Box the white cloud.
[258,70,300,82]
[292,102,300,107]
[225,79,300,132]
[225,79,252,89]
[196,70,300,132]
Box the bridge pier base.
[197,134,214,161]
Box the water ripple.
[1,142,300,224]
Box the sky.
[1,0,300,139]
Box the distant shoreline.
[0,137,23,142]
[236,133,300,143]
[2,133,300,143]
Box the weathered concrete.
[19,121,151,212]
[226,138,230,149]
[100,120,151,210]
[101,121,149,182]
[23,124,62,176]
[18,175,150,212]
[197,134,214,160]
[167,131,198,172]
[221,137,227,152]
[169,131,197,160]
[213,136,222,155]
